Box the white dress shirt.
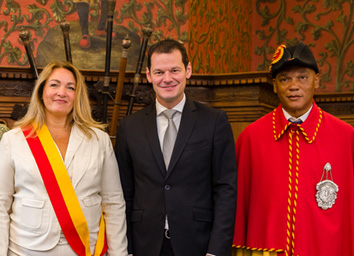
[155,94,185,231]
[282,104,313,123]
[156,94,186,149]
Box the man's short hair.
[147,39,189,69]
[269,42,319,78]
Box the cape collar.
[273,101,323,143]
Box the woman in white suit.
[0,61,128,255]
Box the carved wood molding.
[314,92,354,103]
[314,92,354,126]
[0,67,273,86]
[1,67,354,130]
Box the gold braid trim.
[233,245,284,252]
[291,131,300,255]
[285,130,300,256]
[273,108,323,143]
[298,108,323,144]
[286,130,293,254]
[273,109,291,141]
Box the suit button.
[164,185,171,191]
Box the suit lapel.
[166,99,197,178]
[143,104,167,176]
[65,124,86,188]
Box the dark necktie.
[162,109,178,169]
[289,118,303,124]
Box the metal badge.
[315,163,339,210]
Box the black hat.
[269,42,319,78]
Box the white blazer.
[0,125,128,255]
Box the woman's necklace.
[48,125,71,140]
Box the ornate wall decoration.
[254,0,354,92]
[0,0,189,70]
[189,0,252,74]
[116,0,189,43]
[0,0,61,66]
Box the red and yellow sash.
[23,125,108,256]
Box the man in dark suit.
[115,39,237,256]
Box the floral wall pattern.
[0,0,250,74]
[189,0,252,73]
[2,0,354,92]
[116,0,189,43]
[254,0,354,92]
[0,0,189,70]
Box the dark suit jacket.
[115,98,237,256]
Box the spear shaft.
[126,25,153,116]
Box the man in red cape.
[233,42,354,256]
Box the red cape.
[233,102,354,255]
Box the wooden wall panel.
[1,68,354,142]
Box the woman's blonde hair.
[15,61,106,138]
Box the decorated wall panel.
[0,0,189,70]
[2,0,354,93]
[254,0,354,92]
[189,0,252,74]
